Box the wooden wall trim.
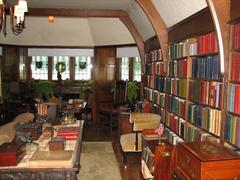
[28,8,128,18]
[119,16,144,61]
[168,8,215,43]
[230,0,240,22]
[136,0,168,60]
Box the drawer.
[176,144,201,180]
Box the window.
[120,57,129,80]
[133,57,141,82]
[52,56,70,80]
[75,56,92,80]
[31,56,48,80]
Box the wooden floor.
[82,123,141,180]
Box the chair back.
[113,80,127,107]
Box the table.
[0,120,84,180]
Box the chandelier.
[0,0,28,36]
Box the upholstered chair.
[13,112,35,124]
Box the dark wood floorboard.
[82,123,141,180]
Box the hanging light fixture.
[0,0,28,36]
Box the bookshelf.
[143,36,166,121]
[225,5,240,149]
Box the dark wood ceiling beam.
[27,8,128,18]
[136,0,168,60]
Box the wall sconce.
[48,16,54,23]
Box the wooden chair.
[99,80,127,132]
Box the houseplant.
[35,81,54,101]
[127,81,139,111]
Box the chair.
[13,112,35,124]
[99,80,127,132]
[120,112,161,168]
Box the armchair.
[119,112,161,168]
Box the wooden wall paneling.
[93,47,117,125]
[48,57,53,80]
[168,8,215,43]
[69,57,75,80]
[230,0,240,22]
[3,46,19,81]
[144,35,160,52]
[136,0,168,61]
[206,0,230,143]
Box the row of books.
[165,112,185,138]
[185,124,219,142]
[232,22,240,50]
[145,61,168,76]
[144,49,162,64]
[142,75,166,92]
[169,38,198,60]
[228,83,240,114]
[169,78,187,99]
[197,31,218,55]
[166,95,186,118]
[142,145,155,173]
[169,58,188,78]
[144,87,165,107]
[164,128,184,145]
[225,115,240,148]
[229,52,240,81]
[153,104,165,121]
[188,103,222,136]
[188,80,222,109]
[191,55,221,80]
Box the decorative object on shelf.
[79,61,87,70]
[55,62,66,73]
[0,0,28,36]
[154,124,165,145]
[35,81,54,101]
[35,61,43,69]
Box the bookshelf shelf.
[188,99,222,111]
[189,51,219,57]
[231,48,240,52]
[170,56,188,61]
[228,111,240,118]
[189,77,223,82]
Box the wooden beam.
[27,8,128,18]
[136,0,168,60]
[120,16,145,61]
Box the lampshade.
[18,0,28,12]
[0,0,3,5]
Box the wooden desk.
[0,120,84,180]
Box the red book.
[234,85,240,114]
[57,127,79,136]
[208,82,217,107]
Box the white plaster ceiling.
[4,0,208,46]
[151,0,207,28]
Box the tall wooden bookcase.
[224,0,240,150]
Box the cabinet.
[174,141,240,179]
[141,129,175,180]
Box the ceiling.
[1,0,208,47]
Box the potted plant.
[127,81,139,111]
[35,81,54,101]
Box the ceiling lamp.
[0,0,28,36]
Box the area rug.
[78,141,122,180]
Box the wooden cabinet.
[175,141,240,179]
[141,130,175,180]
